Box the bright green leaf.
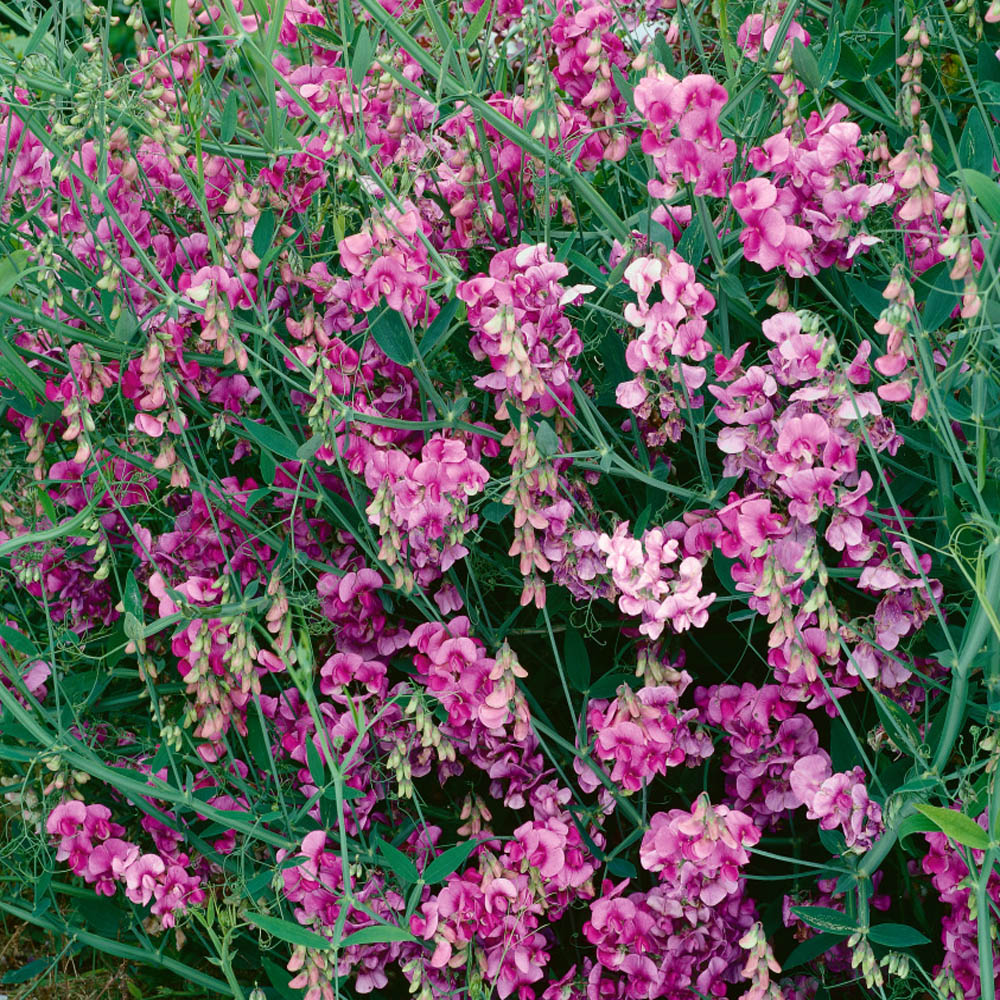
[0,251,30,297]
[171,0,190,39]
[913,804,989,850]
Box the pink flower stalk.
[634,70,736,199]
[459,243,590,418]
[598,521,716,639]
[732,104,892,277]
[639,794,760,909]
[584,683,712,793]
[364,434,488,592]
[789,754,883,850]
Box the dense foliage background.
[3,0,1000,998]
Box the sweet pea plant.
[2,0,1000,998]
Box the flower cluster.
[46,801,204,928]
[4,0,988,998]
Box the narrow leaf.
[338,925,414,947]
[423,841,479,883]
[867,923,931,948]
[220,88,239,143]
[351,25,373,84]
[0,624,40,659]
[419,298,461,358]
[241,419,300,460]
[563,629,590,692]
[252,208,276,262]
[464,0,492,47]
[123,571,144,621]
[171,0,190,39]
[791,38,821,91]
[305,738,326,788]
[960,168,1000,223]
[246,912,331,950]
[913,804,989,850]
[790,905,857,935]
[377,838,419,886]
[784,931,846,969]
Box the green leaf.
[959,168,1000,223]
[262,955,300,1000]
[299,23,343,49]
[605,857,637,878]
[305,738,325,788]
[351,25,373,83]
[246,487,271,511]
[123,613,144,645]
[791,38,821,91]
[252,209,276,262]
[220,88,239,143]
[535,421,560,458]
[611,65,635,112]
[960,109,995,175]
[844,275,887,319]
[838,45,865,82]
[123,570,144,620]
[171,0,190,38]
[869,37,897,78]
[919,261,963,331]
[338,924,415,947]
[241,419,300,460]
[784,931,845,969]
[790,905,857,935]
[369,303,414,366]
[114,310,139,343]
[296,435,323,461]
[423,841,479,883]
[867,923,931,948]
[817,25,841,88]
[872,692,920,754]
[2,958,51,985]
[246,912,331,950]
[24,5,56,57]
[464,0,492,48]
[0,250,30,297]
[419,298,461,358]
[589,671,634,700]
[913,804,989,850]
[377,838,419,886]
[0,624,39,659]
[481,501,511,524]
[563,629,590,692]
